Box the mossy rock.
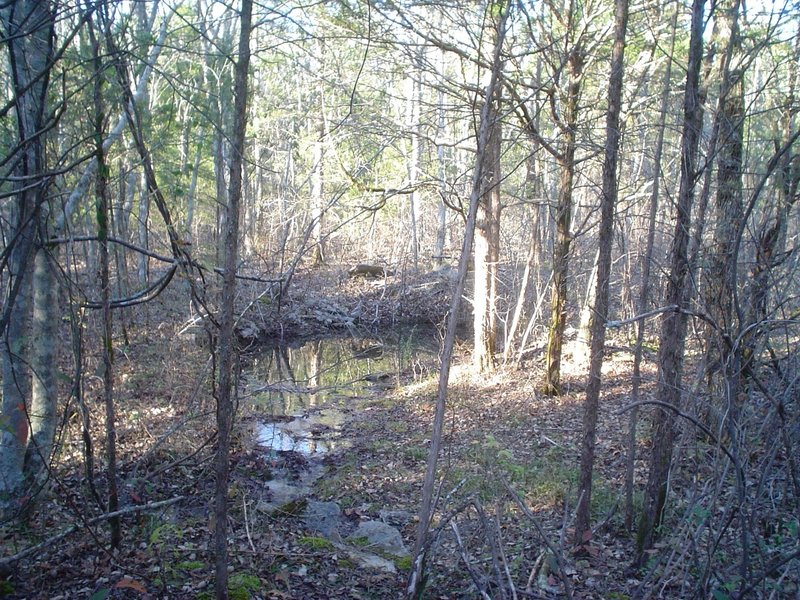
[348,535,371,547]
[390,554,412,570]
[298,535,335,551]
[277,498,308,517]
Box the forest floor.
[1,266,796,599]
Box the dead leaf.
[114,577,146,593]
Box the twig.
[525,550,545,595]
[605,305,678,328]
[474,499,509,600]
[494,500,518,600]
[243,491,256,553]
[505,481,574,600]
[735,548,800,600]
[613,399,739,467]
[450,519,493,600]
[0,496,184,568]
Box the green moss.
[176,560,204,571]
[348,535,370,547]
[298,535,335,551]
[276,498,307,517]
[389,421,409,433]
[403,446,428,461]
[228,573,261,600]
[0,580,15,596]
[393,555,413,570]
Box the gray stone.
[379,509,413,526]
[351,520,409,556]
[334,544,397,572]
[303,501,342,540]
[255,481,306,514]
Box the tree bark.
[24,249,59,487]
[473,86,502,373]
[747,25,799,331]
[543,47,583,396]
[625,0,679,531]
[89,11,121,546]
[214,2,252,598]
[575,0,629,544]
[702,0,744,384]
[636,0,707,562]
[0,0,55,506]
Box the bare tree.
[575,0,629,544]
[0,0,56,506]
[87,4,121,547]
[214,1,252,597]
[625,0,679,530]
[636,0,707,561]
[473,69,502,373]
[408,2,510,595]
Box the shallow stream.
[243,326,439,559]
[244,326,440,456]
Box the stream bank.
[240,329,439,572]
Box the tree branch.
[0,496,185,571]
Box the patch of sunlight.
[146,405,176,417]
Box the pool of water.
[244,326,440,455]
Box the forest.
[1,0,798,598]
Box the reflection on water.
[246,327,440,456]
[245,327,440,417]
[257,423,330,455]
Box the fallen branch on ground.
[0,496,185,570]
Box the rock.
[255,481,308,514]
[351,520,409,557]
[379,509,414,526]
[303,501,342,540]
[334,544,397,572]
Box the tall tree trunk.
[575,248,600,370]
[473,87,502,373]
[701,0,743,385]
[575,0,629,544]
[24,249,59,486]
[747,24,799,331]
[310,106,326,267]
[503,158,543,362]
[636,0,707,562]
[408,4,509,595]
[113,159,130,344]
[434,45,448,268]
[138,171,150,285]
[89,12,121,546]
[214,2,252,598]
[406,61,421,269]
[0,0,55,505]
[625,0,679,531]
[186,131,203,243]
[543,47,583,396]
[214,131,227,266]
